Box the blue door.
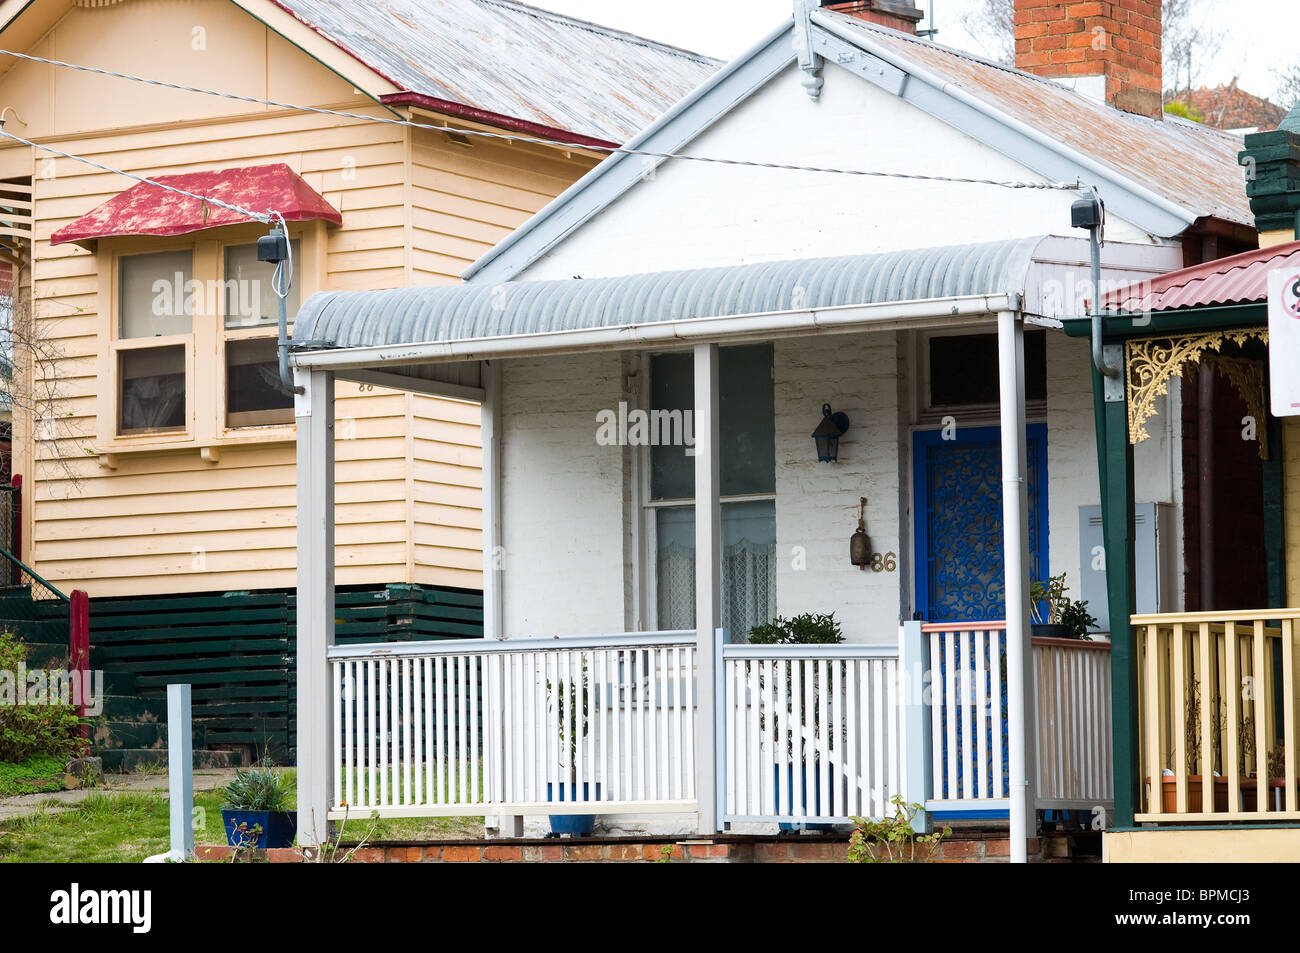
[913,425,1048,623]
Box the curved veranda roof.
[296,235,1046,353]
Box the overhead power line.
[0,128,273,224]
[0,47,1088,194]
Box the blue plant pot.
[222,809,297,849]
[547,782,600,836]
[774,763,834,832]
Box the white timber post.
[144,683,194,864]
[168,683,194,859]
[295,368,335,851]
[997,309,1035,863]
[899,620,932,833]
[481,360,520,836]
[694,343,722,834]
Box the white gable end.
[520,60,1158,282]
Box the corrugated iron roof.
[49,163,342,247]
[297,236,1044,349]
[1104,240,1300,313]
[272,0,719,144]
[823,12,1253,227]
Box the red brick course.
[193,831,1073,864]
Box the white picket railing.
[328,632,697,818]
[326,622,1114,828]
[720,643,905,824]
[922,622,1113,814]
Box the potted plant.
[1152,682,1229,813]
[546,661,598,837]
[220,762,296,850]
[1030,573,1096,640]
[748,612,845,832]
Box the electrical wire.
[0,46,1088,193]
[0,128,274,224]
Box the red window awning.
[50,163,342,247]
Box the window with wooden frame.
[641,343,777,637]
[96,223,321,456]
[220,239,300,429]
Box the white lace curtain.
[656,539,776,638]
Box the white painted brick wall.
[500,353,626,637]
[1045,334,1099,603]
[774,333,902,643]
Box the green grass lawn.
[0,781,486,862]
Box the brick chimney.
[1014,1,1163,119]
[822,1,923,34]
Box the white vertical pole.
[295,368,336,849]
[480,360,519,837]
[997,309,1034,863]
[694,342,721,834]
[899,620,932,832]
[168,683,193,859]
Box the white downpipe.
[997,310,1031,864]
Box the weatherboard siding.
[0,0,595,597]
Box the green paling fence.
[90,584,483,765]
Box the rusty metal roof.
[1104,240,1300,313]
[49,163,342,247]
[822,12,1253,227]
[271,0,719,144]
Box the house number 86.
[871,552,897,573]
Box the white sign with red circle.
[1268,269,1300,417]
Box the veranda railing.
[922,622,1113,816]
[328,631,698,818]
[1134,609,1300,823]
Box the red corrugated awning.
[1104,240,1300,313]
[50,163,342,247]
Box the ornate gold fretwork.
[1125,328,1268,446]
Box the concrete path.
[0,768,238,822]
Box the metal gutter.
[380,92,619,150]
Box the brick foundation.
[195,831,1081,864]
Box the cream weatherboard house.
[285,2,1259,853]
[0,0,715,764]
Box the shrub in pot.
[1030,574,1096,640]
[221,763,296,849]
[748,613,844,832]
[546,663,598,836]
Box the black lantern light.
[811,403,850,462]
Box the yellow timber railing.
[1134,609,1300,823]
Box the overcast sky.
[528,0,1299,104]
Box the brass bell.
[850,497,870,570]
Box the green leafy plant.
[220,762,294,813]
[546,661,590,776]
[1029,573,1068,625]
[1163,99,1205,123]
[848,796,951,864]
[0,632,84,763]
[1030,574,1094,639]
[749,613,845,645]
[748,614,845,761]
[1057,600,1097,640]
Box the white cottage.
[290,1,1254,850]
